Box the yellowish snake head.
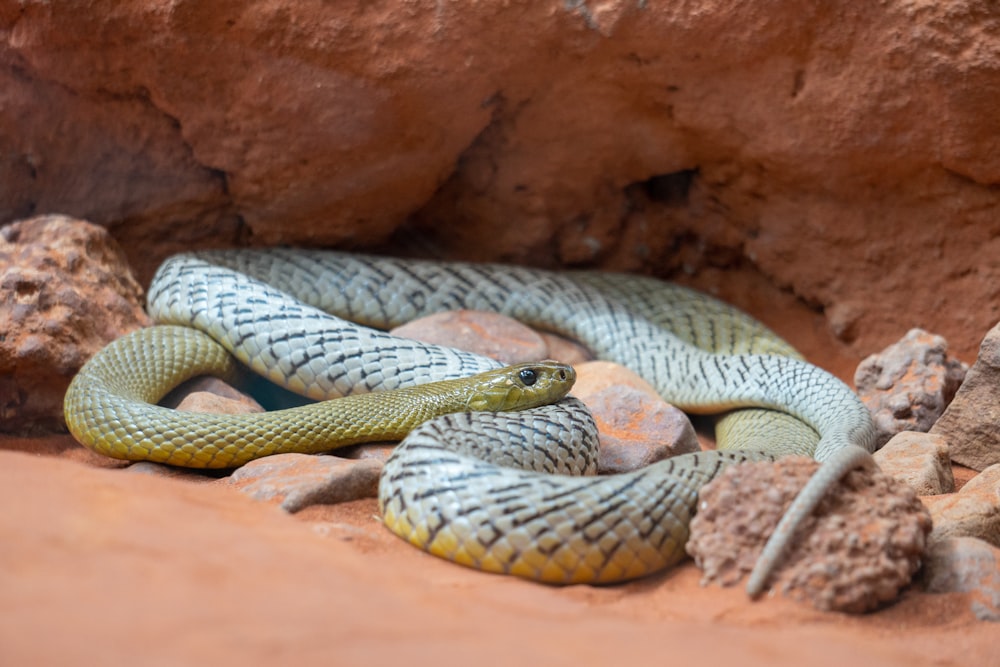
[465,361,576,412]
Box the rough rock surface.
[227,453,383,513]
[855,329,967,448]
[874,431,955,496]
[921,536,1000,622]
[923,464,1000,548]
[930,321,1000,471]
[687,457,932,613]
[572,361,699,473]
[0,215,150,432]
[3,3,1000,366]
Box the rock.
[159,376,265,413]
[573,361,699,474]
[930,322,1000,471]
[874,432,955,495]
[923,464,1000,548]
[537,331,594,366]
[391,310,548,364]
[226,453,383,513]
[164,374,265,416]
[688,456,932,613]
[921,537,1000,622]
[3,4,1000,367]
[0,215,150,433]
[855,329,967,448]
[337,443,397,464]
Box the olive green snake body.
[64,249,878,595]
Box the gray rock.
[855,328,967,448]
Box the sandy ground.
[1,437,996,667]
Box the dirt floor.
[1,437,995,667]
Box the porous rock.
[573,361,699,474]
[921,536,1000,622]
[0,215,150,433]
[873,431,955,495]
[854,329,967,448]
[688,457,932,613]
[923,463,1000,548]
[226,453,383,513]
[930,321,1000,471]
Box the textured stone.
[930,321,1000,471]
[227,453,383,513]
[1,3,999,367]
[921,537,1000,622]
[874,431,955,495]
[855,329,967,448]
[573,361,699,473]
[391,310,548,364]
[0,215,150,432]
[923,464,1000,548]
[687,457,932,613]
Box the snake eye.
[518,368,538,386]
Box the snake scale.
[64,249,878,595]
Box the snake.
[63,248,878,596]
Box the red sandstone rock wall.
[2,1,998,366]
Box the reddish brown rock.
[855,329,967,448]
[537,331,594,366]
[227,453,383,513]
[0,215,149,433]
[160,376,265,413]
[687,457,932,613]
[391,310,548,364]
[573,361,699,473]
[337,442,397,464]
[930,321,1000,471]
[874,431,955,496]
[1,3,998,368]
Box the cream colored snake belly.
[63,249,878,595]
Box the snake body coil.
[64,249,878,594]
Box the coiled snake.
[64,249,878,595]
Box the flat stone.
[226,453,383,513]
[874,431,955,495]
[930,321,1000,471]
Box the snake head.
[466,361,576,412]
